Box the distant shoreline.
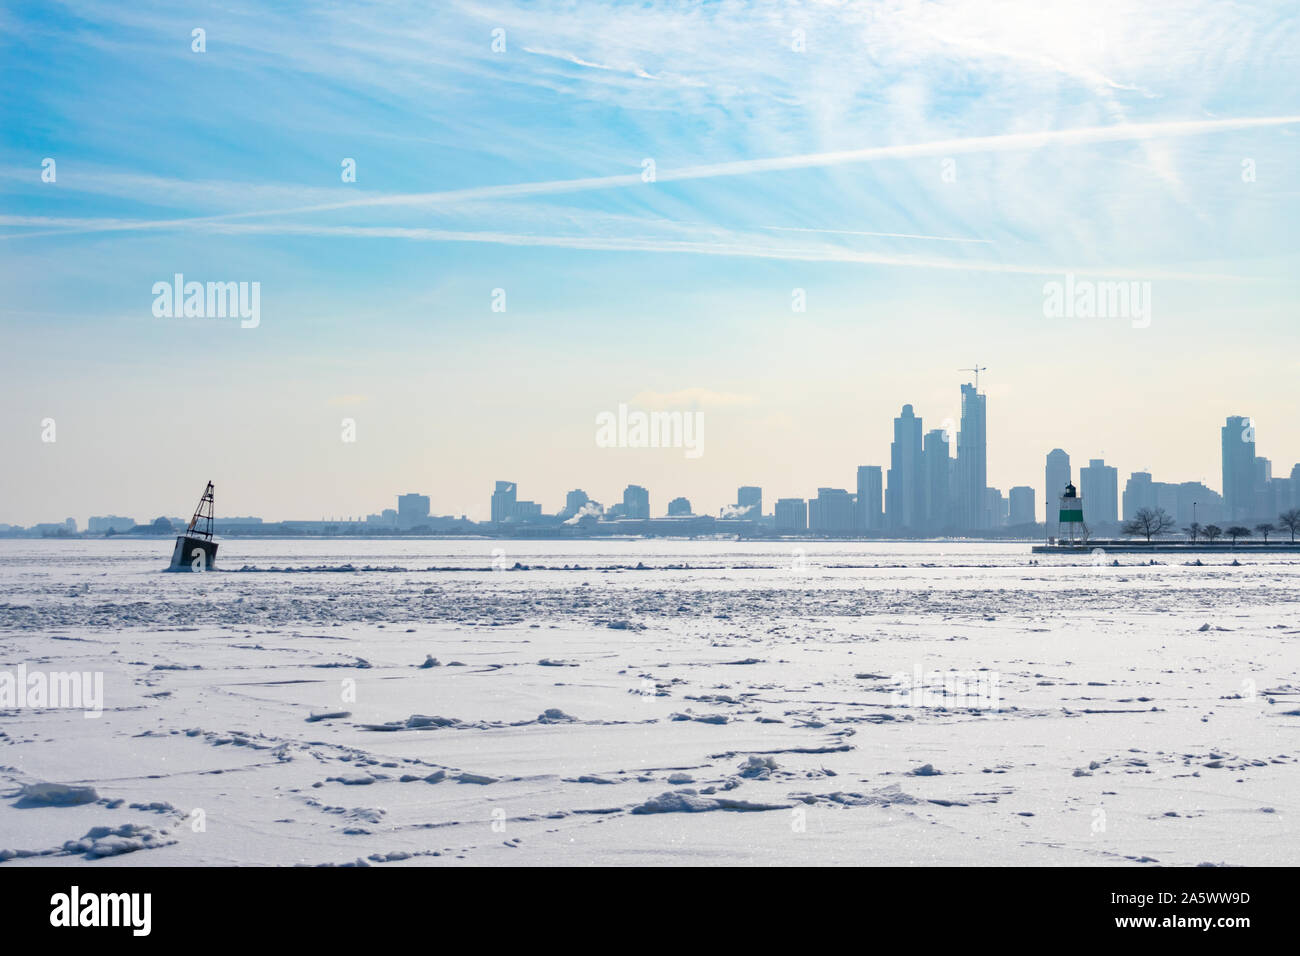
[1033,541,1300,554]
[4,532,1070,543]
[5,533,1298,552]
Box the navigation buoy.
[168,481,218,571]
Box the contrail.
[0,218,1246,280]
[760,225,994,244]
[243,115,1300,215]
[4,115,1297,240]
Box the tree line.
[1121,507,1300,544]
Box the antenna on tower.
[959,363,988,390]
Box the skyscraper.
[921,429,951,533]
[398,492,431,528]
[489,482,516,523]
[1080,459,1118,529]
[559,489,590,520]
[1174,482,1222,526]
[1045,449,1071,536]
[856,465,882,532]
[1122,471,1154,520]
[810,488,855,533]
[623,484,649,520]
[1273,470,1296,516]
[1253,457,1273,520]
[737,486,762,518]
[1221,415,1257,521]
[512,500,542,521]
[984,487,1007,528]
[667,496,693,516]
[956,383,987,532]
[886,404,923,532]
[775,497,808,532]
[1154,481,1179,520]
[1008,486,1035,527]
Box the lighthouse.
[1056,481,1086,545]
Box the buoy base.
[169,534,218,571]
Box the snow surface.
[0,538,1296,866]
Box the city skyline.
[9,384,1297,535]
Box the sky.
[1,0,1298,525]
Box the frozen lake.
[1,537,1297,866]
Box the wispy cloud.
[631,388,759,409]
[761,225,992,244]
[5,115,1294,246]
[0,216,1251,280]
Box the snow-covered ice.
[0,538,1296,866]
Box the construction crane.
[959,364,987,390]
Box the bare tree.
[1202,524,1222,544]
[1122,507,1177,543]
[1183,522,1201,543]
[1225,525,1251,545]
[1255,522,1275,543]
[1279,509,1300,543]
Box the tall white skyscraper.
[1080,458,1119,529]
[886,405,923,532]
[856,465,883,532]
[922,428,951,533]
[1221,415,1257,521]
[1045,449,1071,536]
[956,383,987,531]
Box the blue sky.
[2,0,1298,523]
